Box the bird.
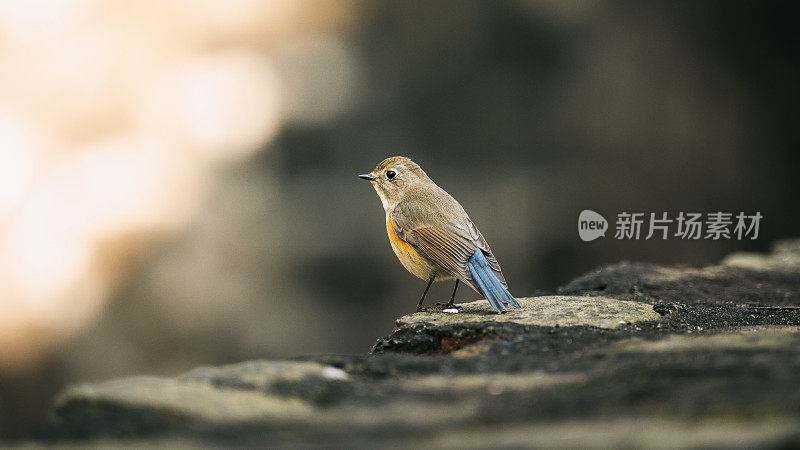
[359,156,521,313]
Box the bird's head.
[358,156,429,210]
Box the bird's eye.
[386,170,396,179]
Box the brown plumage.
[359,156,519,312]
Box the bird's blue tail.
[467,249,521,313]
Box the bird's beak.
[358,173,376,181]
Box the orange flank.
[386,217,436,281]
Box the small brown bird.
[359,156,520,313]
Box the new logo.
[578,210,608,241]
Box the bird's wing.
[390,204,507,290]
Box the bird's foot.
[433,301,462,311]
[417,302,462,313]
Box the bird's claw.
[433,302,462,311]
[417,302,462,313]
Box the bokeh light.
[0,0,357,372]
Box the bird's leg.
[432,280,463,311]
[416,277,435,312]
[446,279,459,307]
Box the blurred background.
[1,0,798,439]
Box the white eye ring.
[386,170,397,179]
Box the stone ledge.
[559,238,800,306]
[32,239,800,448]
[397,296,660,329]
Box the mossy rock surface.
[398,296,660,329]
[32,239,800,448]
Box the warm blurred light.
[137,52,283,164]
[0,0,97,37]
[167,0,280,40]
[0,0,358,371]
[0,114,40,219]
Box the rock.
[397,296,661,329]
[609,325,800,353]
[559,238,800,306]
[418,417,800,449]
[41,361,350,440]
[180,360,351,404]
[371,295,660,355]
[53,376,313,428]
[723,238,800,272]
[31,239,800,448]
